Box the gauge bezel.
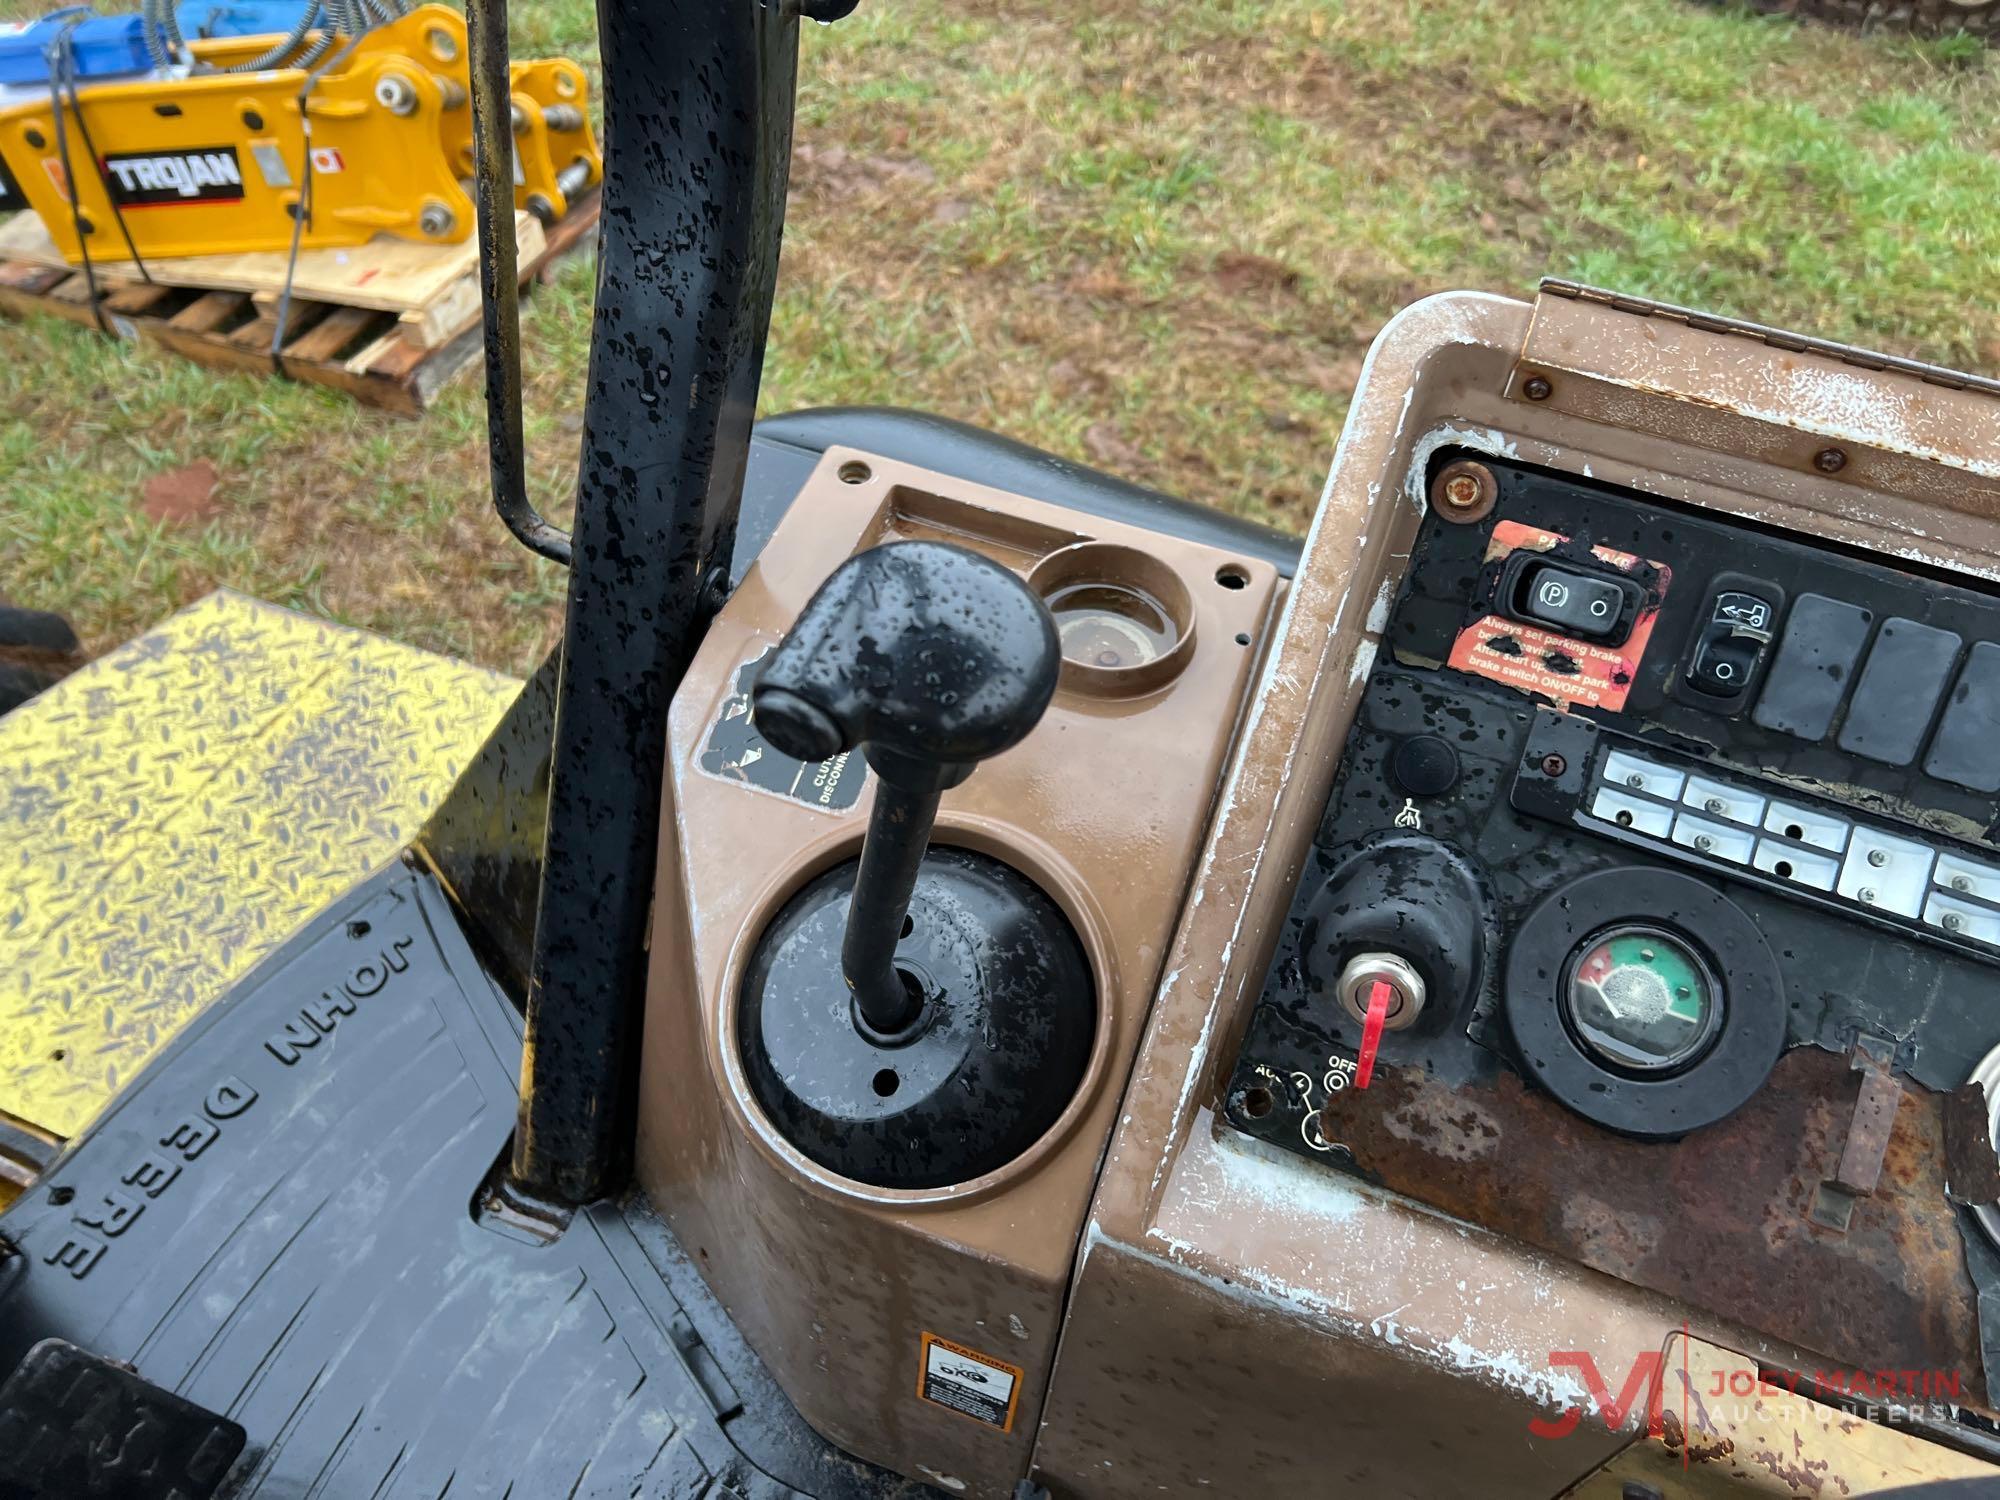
[1505,868,1786,1139]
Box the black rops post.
[491,0,832,1205]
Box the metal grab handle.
[466,0,571,567]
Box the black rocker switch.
[1518,562,1631,640]
[753,540,1061,1036]
[1685,577,1783,705]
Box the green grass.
[1,0,1996,672]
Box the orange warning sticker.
[1446,519,1670,712]
[917,1332,1023,1433]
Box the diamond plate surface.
[0,591,519,1139]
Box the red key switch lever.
[1354,979,1395,1089]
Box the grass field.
[2,0,1997,674]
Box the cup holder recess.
[1028,542,1195,697]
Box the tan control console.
[635,450,1278,1494]
[1034,288,2000,1497]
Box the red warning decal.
[1445,519,1670,712]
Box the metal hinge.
[1538,277,2000,400]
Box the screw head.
[1693,834,1714,852]
[1867,848,1889,867]
[1944,912,1965,932]
[1523,375,1553,401]
[1430,459,1497,523]
[418,201,456,237]
[1539,752,1568,778]
[1953,875,1973,893]
[1626,772,1645,789]
[1814,447,1848,474]
[1859,887,1877,904]
[1704,797,1725,814]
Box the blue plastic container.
[0,3,317,88]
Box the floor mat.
[0,866,912,1499]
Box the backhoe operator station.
[2,2,2000,1498]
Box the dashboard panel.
[1225,450,2000,1394]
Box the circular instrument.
[1505,869,1785,1138]
[1562,925,1724,1077]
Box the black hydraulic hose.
[465,0,569,567]
[57,53,153,281]
[44,19,108,333]
[140,0,173,69]
[145,0,190,67]
[222,1,322,74]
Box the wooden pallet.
[0,192,599,415]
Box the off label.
[917,1333,1022,1432]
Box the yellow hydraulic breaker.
[434,55,602,227]
[511,59,602,224]
[0,4,599,264]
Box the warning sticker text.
[918,1333,1022,1432]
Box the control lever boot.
[739,540,1095,1189]
[754,540,1061,1035]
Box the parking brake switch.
[1521,564,1629,640]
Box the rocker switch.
[1522,564,1627,639]
[1686,583,1781,704]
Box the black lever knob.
[754,540,1059,1035]
[754,539,1060,791]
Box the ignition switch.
[1335,952,1426,1088]
[1300,833,1489,1088]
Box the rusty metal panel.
[1315,1047,1982,1394]
[1521,283,2000,485]
[1513,285,2000,577]
[0,591,518,1139]
[1046,286,2000,1495]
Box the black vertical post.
[511,0,801,1204]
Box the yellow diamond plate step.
[0,591,519,1140]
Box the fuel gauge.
[1561,925,1723,1077]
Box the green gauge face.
[1561,925,1724,1077]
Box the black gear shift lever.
[738,540,1094,1189]
[754,540,1060,1036]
